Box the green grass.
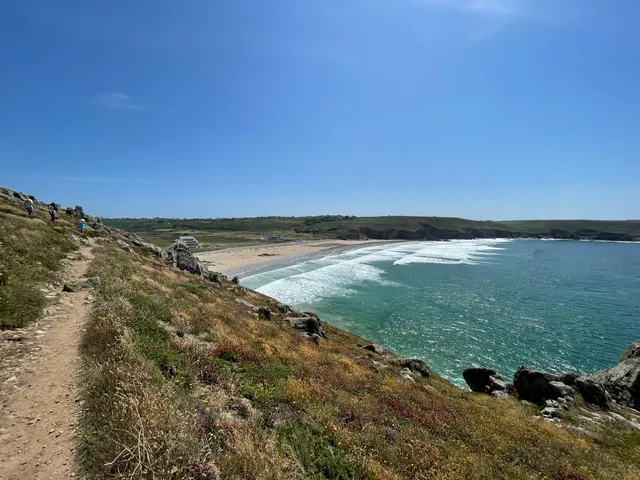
[0,202,77,329]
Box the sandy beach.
[196,240,385,277]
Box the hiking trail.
[0,244,94,480]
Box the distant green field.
[104,216,640,247]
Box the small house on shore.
[178,235,199,247]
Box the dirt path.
[0,245,94,480]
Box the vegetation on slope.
[0,201,77,329]
[77,241,640,479]
[105,216,640,247]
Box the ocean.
[243,239,640,387]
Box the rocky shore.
[463,343,640,427]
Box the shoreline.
[195,239,401,278]
[196,237,640,279]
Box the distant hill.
[105,216,640,247]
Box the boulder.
[401,358,430,379]
[166,241,218,283]
[116,239,134,254]
[362,344,384,355]
[620,343,640,362]
[288,313,326,339]
[463,367,506,394]
[575,377,610,409]
[513,367,573,404]
[277,303,293,314]
[401,368,416,383]
[231,276,240,285]
[584,358,640,411]
[549,381,574,399]
[74,205,84,218]
[559,373,579,387]
[255,306,272,321]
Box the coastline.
[195,239,401,278]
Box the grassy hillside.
[105,216,640,247]
[75,238,640,479]
[0,201,77,329]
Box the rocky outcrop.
[401,358,430,378]
[166,241,219,283]
[288,313,326,339]
[575,377,611,409]
[581,357,640,411]
[620,343,640,362]
[513,367,574,405]
[463,367,507,395]
[362,344,384,355]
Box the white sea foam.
[247,239,511,304]
[392,239,510,266]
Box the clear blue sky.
[1,0,638,219]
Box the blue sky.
[1,0,638,219]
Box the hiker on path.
[76,218,86,234]
[48,203,56,222]
[24,198,35,217]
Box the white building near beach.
[178,235,199,247]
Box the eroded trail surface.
[0,245,94,480]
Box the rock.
[581,358,640,411]
[288,314,326,338]
[62,284,78,293]
[401,358,430,378]
[116,239,134,254]
[549,381,574,399]
[544,399,561,409]
[513,367,572,404]
[255,306,272,321]
[210,273,225,283]
[362,344,384,355]
[541,407,559,418]
[166,241,218,283]
[308,333,321,344]
[236,298,256,308]
[70,234,89,246]
[65,207,74,216]
[620,343,640,362]
[463,367,507,394]
[559,373,579,387]
[73,205,84,218]
[277,303,292,314]
[492,390,510,399]
[401,368,416,383]
[231,276,240,285]
[6,336,23,342]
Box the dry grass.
[0,202,77,328]
[77,244,640,479]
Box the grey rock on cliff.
[513,367,573,404]
[620,343,640,363]
[166,241,218,282]
[581,353,640,411]
[463,367,506,394]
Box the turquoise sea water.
[243,240,640,387]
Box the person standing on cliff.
[48,203,56,222]
[24,198,35,217]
